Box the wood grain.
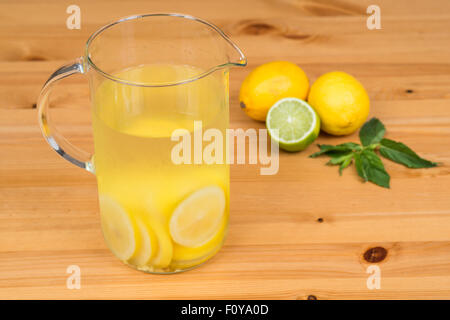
[1,0,450,299]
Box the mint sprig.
[359,118,386,146]
[309,117,438,188]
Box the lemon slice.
[127,219,157,267]
[172,214,227,263]
[99,195,136,261]
[171,243,223,270]
[146,214,173,268]
[170,186,226,248]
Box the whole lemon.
[239,61,309,121]
[307,71,370,135]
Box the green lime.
[266,98,320,152]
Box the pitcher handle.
[37,57,94,173]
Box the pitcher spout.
[222,35,247,68]
[214,27,247,69]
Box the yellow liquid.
[92,64,229,273]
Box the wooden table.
[1,0,449,299]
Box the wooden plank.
[1,0,450,299]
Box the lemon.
[99,194,137,261]
[266,98,320,152]
[127,219,157,267]
[146,214,173,268]
[239,61,309,121]
[172,214,227,263]
[308,71,370,135]
[169,186,225,248]
[171,243,223,270]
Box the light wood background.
[1,0,450,299]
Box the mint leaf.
[339,154,354,175]
[379,138,437,168]
[320,151,354,175]
[354,153,367,181]
[337,142,362,151]
[326,151,353,165]
[309,117,436,188]
[355,150,390,188]
[309,145,349,158]
[359,118,386,146]
[309,143,361,158]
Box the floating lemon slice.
[146,214,173,269]
[99,194,136,261]
[170,186,225,248]
[172,214,227,264]
[127,219,157,267]
[171,243,223,270]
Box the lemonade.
[91,64,229,273]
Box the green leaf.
[339,154,354,175]
[359,118,386,146]
[326,152,353,165]
[337,142,362,151]
[379,138,437,168]
[354,153,367,181]
[324,151,354,175]
[355,150,390,188]
[309,143,361,158]
[309,145,349,158]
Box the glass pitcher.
[37,13,246,273]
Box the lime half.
[266,98,320,152]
